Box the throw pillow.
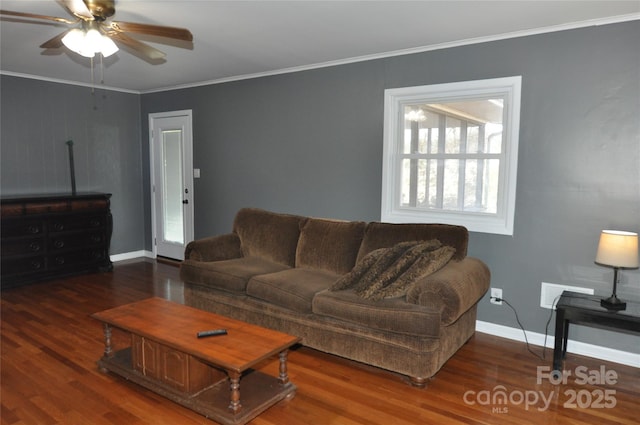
[330,239,456,300]
[355,240,443,299]
[365,245,456,301]
[330,241,419,292]
[329,246,388,291]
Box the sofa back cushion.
[233,208,306,267]
[296,218,366,275]
[356,222,468,263]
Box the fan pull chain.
[100,54,105,85]
[90,56,95,94]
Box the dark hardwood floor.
[1,259,638,424]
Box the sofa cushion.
[295,218,366,275]
[246,268,339,313]
[233,208,306,267]
[181,257,290,293]
[357,222,468,262]
[312,289,441,337]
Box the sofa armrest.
[184,233,242,262]
[406,257,490,326]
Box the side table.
[553,291,640,372]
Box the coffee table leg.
[102,323,113,358]
[98,323,114,373]
[228,370,242,413]
[278,350,290,385]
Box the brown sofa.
[180,208,490,386]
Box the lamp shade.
[595,230,639,268]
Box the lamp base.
[600,296,626,311]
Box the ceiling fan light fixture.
[61,28,87,54]
[2,1,191,63]
[99,35,118,57]
[61,26,118,58]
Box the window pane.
[417,159,427,205]
[428,159,439,208]
[486,122,503,154]
[400,158,412,206]
[162,130,184,244]
[428,126,439,154]
[467,125,480,153]
[443,159,459,210]
[464,159,481,211]
[403,127,412,154]
[403,106,423,154]
[485,159,500,214]
[463,159,500,213]
[421,110,440,154]
[445,118,461,154]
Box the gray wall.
[0,76,146,255]
[142,21,639,353]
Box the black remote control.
[197,329,228,338]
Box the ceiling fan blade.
[60,0,94,20]
[108,32,166,61]
[40,30,71,49]
[108,21,193,42]
[0,9,78,25]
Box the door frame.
[148,110,194,259]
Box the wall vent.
[540,282,594,309]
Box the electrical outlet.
[490,288,503,305]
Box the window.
[381,77,522,235]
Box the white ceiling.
[1,1,639,93]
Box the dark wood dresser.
[1,193,113,288]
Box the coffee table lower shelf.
[98,348,297,425]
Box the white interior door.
[149,110,194,260]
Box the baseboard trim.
[476,320,639,368]
[110,250,154,262]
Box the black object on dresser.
[1,193,113,288]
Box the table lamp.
[595,230,639,311]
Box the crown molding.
[3,14,638,94]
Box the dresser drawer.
[49,232,106,251]
[1,219,44,237]
[49,214,107,233]
[1,256,46,275]
[48,249,108,269]
[1,237,45,256]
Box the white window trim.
[381,76,522,235]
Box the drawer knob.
[55,257,65,265]
[54,240,65,249]
[27,225,40,234]
[29,242,41,252]
[30,260,42,269]
[53,223,65,231]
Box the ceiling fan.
[0,0,193,61]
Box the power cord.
[489,294,561,361]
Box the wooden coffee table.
[92,297,301,425]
